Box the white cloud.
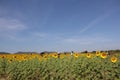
[0,18,26,32]
[31,32,48,38]
[0,17,27,41]
[63,37,111,45]
[0,7,27,41]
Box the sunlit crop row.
[0,51,118,63]
[0,51,119,80]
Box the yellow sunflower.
[22,56,27,60]
[52,53,58,58]
[73,53,79,58]
[96,51,100,56]
[1,55,6,58]
[86,53,91,58]
[100,52,107,58]
[43,54,48,60]
[8,59,13,63]
[111,56,117,63]
[59,53,65,59]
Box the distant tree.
[81,50,88,53]
[64,52,71,54]
[0,52,10,54]
[114,49,120,52]
[100,51,104,53]
[92,51,96,53]
[14,52,38,54]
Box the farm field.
[1,0,120,80]
[0,52,120,80]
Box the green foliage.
[0,54,120,80]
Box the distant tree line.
[0,52,10,54]
[0,49,120,54]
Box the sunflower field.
[0,51,120,80]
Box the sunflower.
[43,54,48,60]
[111,56,117,63]
[1,55,6,58]
[59,53,65,59]
[22,56,27,60]
[100,52,107,58]
[13,55,17,59]
[8,59,13,63]
[38,57,43,61]
[96,51,100,56]
[73,53,79,58]
[2,56,5,58]
[52,53,58,58]
[86,53,91,58]
[65,53,71,58]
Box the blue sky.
[0,0,120,53]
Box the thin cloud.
[79,10,117,33]
[0,18,26,32]
[31,32,48,38]
[0,6,27,41]
[63,37,111,45]
[0,17,27,41]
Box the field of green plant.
[0,52,120,80]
